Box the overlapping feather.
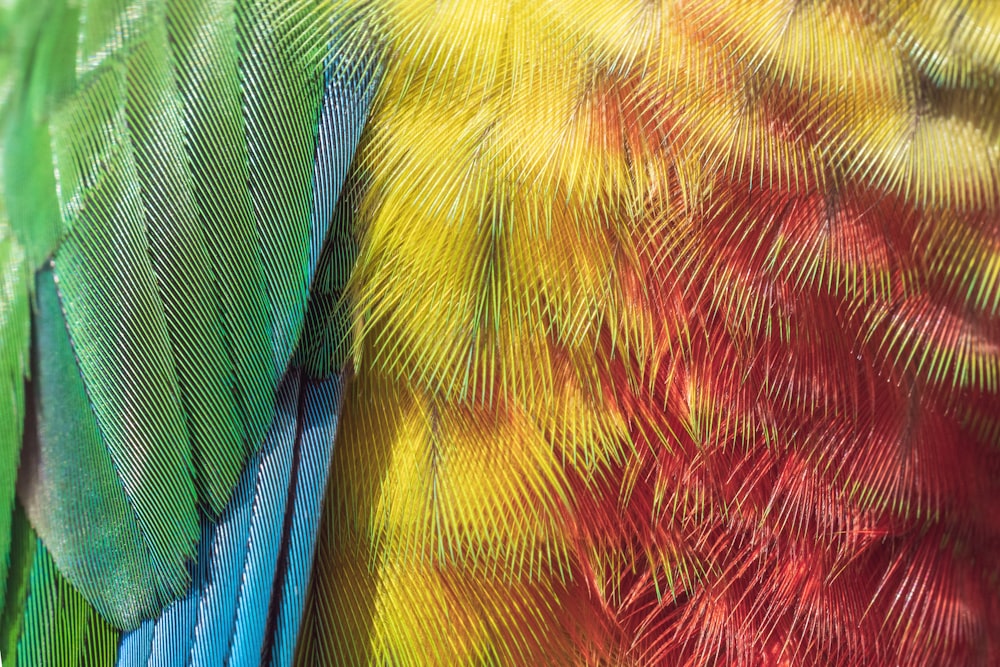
[1,507,118,667]
[0,0,62,618]
[116,372,342,667]
[1,0,998,663]
[0,0,375,633]
[0,211,30,648]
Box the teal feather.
[20,269,164,627]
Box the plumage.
[297,0,1000,664]
[0,0,374,635]
[21,268,165,626]
[0,0,999,665]
[115,372,342,667]
[0,214,30,619]
[3,507,118,667]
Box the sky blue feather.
[267,378,342,666]
[224,378,297,667]
[115,373,342,667]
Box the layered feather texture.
[115,371,342,667]
[0,0,999,664]
[300,1,1000,665]
[1,507,118,667]
[0,0,375,632]
[0,0,46,616]
[0,208,30,621]
[4,368,344,666]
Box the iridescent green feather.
[0,505,36,665]
[0,0,71,617]
[9,517,118,667]
[165,0,280,457]
[0,195,30,624]
[3,505,117,667]
[3,0,362,632]
[20,271,162,626]
[51,57,203,616]
[235,0,329,370]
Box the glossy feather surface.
[1,0,373,631]
[116,372,342,667]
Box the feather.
[300,1,1000,664]
[2,0,999,663]
[2,507,119,667]
[0,0,76,268]
[0,506,35,664]
[0,0,45,618]
[0,209,30,618]
[296,180,360,379]
[7,0,375,629]
[115,371,342,667]
[19,269,163,626]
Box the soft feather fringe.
[302,0,1000,665]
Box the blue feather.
[225,378,297,666]
[116,622,154,667]
[115,372,342,667]
[268,379,342,666]
[306,50,379,279]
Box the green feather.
[6,0,362,630]
[12,527,118,667]
[0,1,72,602]
[124,6,246,515]
[1,0,78,267]
[20,270,163,627]
[51,59,202,620]
[236,0,329,371]
[0,505,34,664]
[0,208,30,618]
[165,0,280,455]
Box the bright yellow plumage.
[296,1,1000,664]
